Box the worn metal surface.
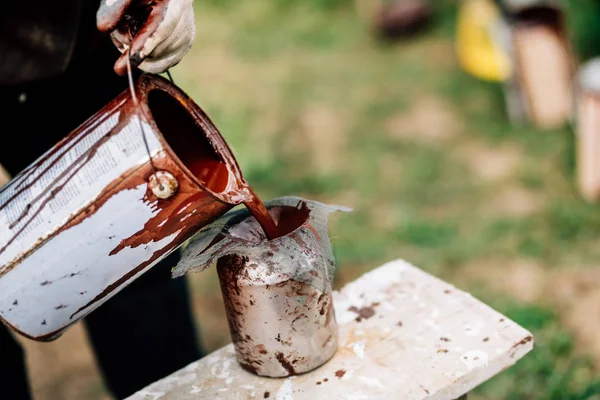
[128,259,534,400]
[217,241,337,377]
[0,74,246,341]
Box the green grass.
[179,0,600,397]
[472,300,600,400]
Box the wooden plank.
[575,57,600,202]
[513,23,573,129]
[576,93,600,201]
[128,259,533,400]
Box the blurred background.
[16,0,600,398]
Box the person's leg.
[83,251,203,399]
[0,324,33,400]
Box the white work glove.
[97,0,196,75]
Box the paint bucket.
[0,74,249,341]
[174,197,350,377]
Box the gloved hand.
[97,0,195,75]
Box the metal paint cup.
[0,74,248,341]
[215,204,339,378]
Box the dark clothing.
[0,0,125,172]
[1,1,82,85]
[84,251,202,399]
[0,326,32,400]
[1,0,125,127]
[0,1,203,399]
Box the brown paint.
[318,293,327,315]
[335,369,346,378]
[243,192,279,240]
[68,154,232,319]
[224,203,311,245]
[269,201,310,238]
[257,344,268,355]
[510,335,533,349]
[147,87,279,240]
[275,352,296,375]
[240,362,259,375]
[348,305,377,322]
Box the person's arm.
[96,0,196,75]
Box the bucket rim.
[135,73,248,206]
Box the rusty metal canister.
[575,58,600,202]
[217,258,337,378]
[214,202,339,378]
[0,74,249,341]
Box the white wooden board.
[128,259,534,400]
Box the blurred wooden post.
[575,58,600,202]
[506,3,575,129]
[127,260,533,400]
